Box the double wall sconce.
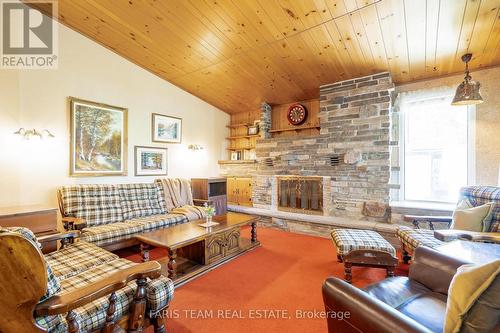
[188,144,204,151]
[14,128,55,140]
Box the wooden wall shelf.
[227,146,254,150]
[226,123,251,128]
[218,160,257,165]
[269,125,320,133]
[226,134,260,140]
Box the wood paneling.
[30,0,500,113]
[270,99,320,137]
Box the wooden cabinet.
[227,177,253,206]
[191,178,227,215]
[204,228,241,265]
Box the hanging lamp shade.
[451,53,484,105]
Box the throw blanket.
[160,178,194,210]
[158,178,206,220]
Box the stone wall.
[250,72,395,221]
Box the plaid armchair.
[0,227,174,333]
[397,186,500,263]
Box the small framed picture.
[152,113,182,143]
[248,124,259,135]
[134,146,168,176]
[230,151,239,161]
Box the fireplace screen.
[277,176,323,214]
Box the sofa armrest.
[62,217,87,231]
[409,246,469,295]
[403,215,452,230]
[434,229,500,243]
[37,231,80,245]
[322,277,432,333]
[35,261,162,316]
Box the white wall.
[0,24,229,207]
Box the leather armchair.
[322,246,468,333]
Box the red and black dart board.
[287,103,308,125]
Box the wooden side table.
[0,205,59,253]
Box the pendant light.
[451,53,484,105]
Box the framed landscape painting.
[152,113,182,143]
[134,146,168,176]
[69,97,128,177]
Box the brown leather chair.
[322,246,470,333]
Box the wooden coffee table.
[135,212,259,286]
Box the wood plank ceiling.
[33,0,500,113]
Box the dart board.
[287,103,307,125]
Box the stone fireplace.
[220,72,396,224]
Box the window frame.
[398,100,475,204]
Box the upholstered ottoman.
[330,229,398,283]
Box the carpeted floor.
[121,227,408,333]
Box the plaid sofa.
[1,227,173,333]
[397,186,500,255]
[58,180,205,247]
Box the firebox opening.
[277,176,323,215]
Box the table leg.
[140,243,150,262]
[251,222,257,243]
[386,265,395,278]
[167,248,177,280]
[344,262,352,284]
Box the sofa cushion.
[126,213,187,232]
[36,258,174,333]
[59,185,124,226]
[80,221,144,246]
[451,200,494,232]
[397,226,445,253]
[364,276,431,309]
[117,183,165,220]
[459,186,500,232]
[0,227,61,303]
[397,292,448,333]
[45,241,118,280]
[444,260,500,333]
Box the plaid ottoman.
[330,229,398,283]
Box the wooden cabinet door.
[226,177,237,205]
[237,178,253,206]
[224,228,241,256]
[205,233,225,265]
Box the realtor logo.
[1,0,58,69]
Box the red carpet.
[120,227,408,333]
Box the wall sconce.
[14,128,55,140]
[188,144,204,151]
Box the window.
[399,89,474,203]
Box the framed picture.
[152,113,182,143]
[69,97,128,177]
[134,146,168,176]
[230,151,239,161]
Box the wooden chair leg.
[67,310,79,333]
[344,262,352,284]
[152,316,167,333]
[102,292,117,333]
[402,250,412,264]
[128,278,147,333]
